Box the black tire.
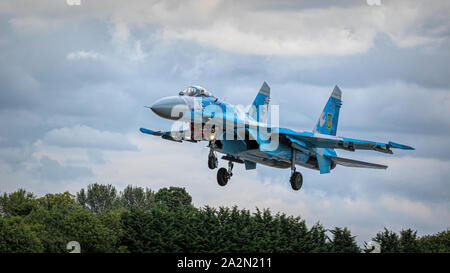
[217,168,229,186]
[208,155,217,170]
[290,172,303,191]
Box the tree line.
[0,183,448,253]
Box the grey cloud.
[33,155,93,182]
[0,0,448,243]
[42,125,137,151]
[2,1,450,56]
[0,143,35,170]
[87,149,108,165]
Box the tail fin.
[248,81,270,123]
[313,85,342,136]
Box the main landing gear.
[290,172,303,191]
[209,146,303,191]
[217,161,233,186]
[289,148,303,191]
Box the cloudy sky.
[1,0,449,243]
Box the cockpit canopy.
[179,86,212,97]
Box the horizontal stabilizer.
[330,156,387,169]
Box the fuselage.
[150,94,324,171]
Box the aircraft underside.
[209,139,332,190]
[213,140,323,170]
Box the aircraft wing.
[330,156,387,169]
[139,128,197,143]
[278,128,414,154]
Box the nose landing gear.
[290,148,303,191]
[208,149,218,170]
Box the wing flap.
[330,156,387,169]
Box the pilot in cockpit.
[179,86,213,97]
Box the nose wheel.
[217,161,233,186]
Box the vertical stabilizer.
[248,81,270,123]
[313,85,342,136]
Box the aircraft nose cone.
[150,96,189,120]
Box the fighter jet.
[140,83,414,190]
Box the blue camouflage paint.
[314,85,342,136]
[315,148,331,174]
[248,82,270,122]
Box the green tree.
[0,216,43,253]
[373,228,401,253]
[76,183,119,214]
[0,189,36,217]
[329,227,360,253]
[399,228,420,253]
[37,192,78,211]
[278,214,309,252]
[4,184,450,254]
[24,192,117,253]
[189,206,222,252]
[61,208,118,252]
[226,207,254,252]
[154,187,192,210]
[120,185,154,210]
[250,208,289,253]
[120,209,154,252]
[418,229,450,253]
[305,223,330,252]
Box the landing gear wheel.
[290,172,303,191]
[208,153,218,169]
[217,168,229,186]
